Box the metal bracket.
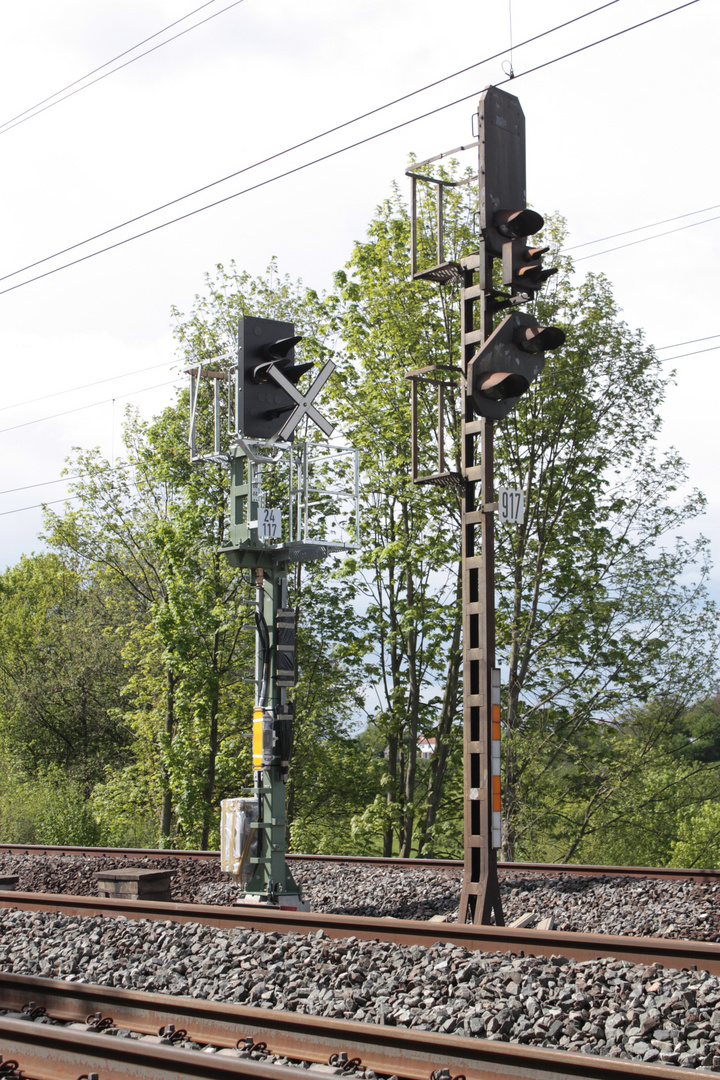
[406,364,462,487]
[406,144,478,281]
[186,355,233,463]
[235,437,292,465]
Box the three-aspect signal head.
[496,210,558,297]
[470,311,565,420]
[238,316,312,440]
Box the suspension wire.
[574,213,720,262]
[0,0,246,137]
[562,203,720,252]
[0,0,699,298]
[0,0,633,291]
[0,360,175,414]
[503,0,515,79]
[0,378,182,435]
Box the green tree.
[0,553,131,790]
[493,241,719,861]
[45,406,254,849]
[513,701,720,867]
[670,801,720,868]
[286,558,376,853]
[330,177,474,857]
[171,260,370,849]
[331,167,718,863]
[675,695,720,763]
[30,174,717,865]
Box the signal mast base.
[236,891,311,912]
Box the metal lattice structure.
[187,324,358,909]
[407,86,562,925]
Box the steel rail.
[0,973,701,1080]
[2,888,718,973]
[0,843,717,882]
[0,1014,328,1080]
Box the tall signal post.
[188,316,358,909]
[407,87,565,924]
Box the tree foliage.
[493,231,719,860]
[44,406,254,849]
[329,166,719,862]
[0,553,131,789]
[329,179,471,857]
[0,175,717,866]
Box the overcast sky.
[1,0,718,593]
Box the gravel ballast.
[2,906,720,1070]
[1,852,719,941]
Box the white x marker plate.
[266,359,336,441]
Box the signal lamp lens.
[494,208,544,239]
[478,371,529,401]
[515,326,566,355]
[263,335,302,361]
[282,361,314,384]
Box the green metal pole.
[226,447,302,906]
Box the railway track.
[1,848,717,1077]
[1,842,716,883]
[0,973,702,1080]
[2,887,718,973]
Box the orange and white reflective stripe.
[491,668,502,849]
[252,707,264,770]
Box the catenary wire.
[0,379,182,436]
[562,204,720,252]
[2,336,715,506]
[0,1,700,299]
[495,0,698,86]
[0,0,246,137]
[0,0,223,131]
[656,335,720,351]
[0,477,78,497]
[574,213,720,262]
[659,345,720,362]
[3,215,717,420]
[3,262,716,422]
[0,0,627,288]
[0,496,80,518]
[0,1,705,482]
[4,331,718,517]
[0,361,176,414]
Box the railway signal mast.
[188,316,358,909]
[407,87,564,924]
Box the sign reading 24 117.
[260,508,281,539]
[498,488,524,525]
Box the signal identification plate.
[498,488,525,525]
[259,508,281,539]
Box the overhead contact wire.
[0,360,176,414]
[0,0,246,137]
[2,330,715,508]
[0,1,699,298]
[574,213,720,261]
[0,378,182,436]
[0,477,78,497]
[0,496,80,518]
[0,0,626,288]
[562,204,720,252]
